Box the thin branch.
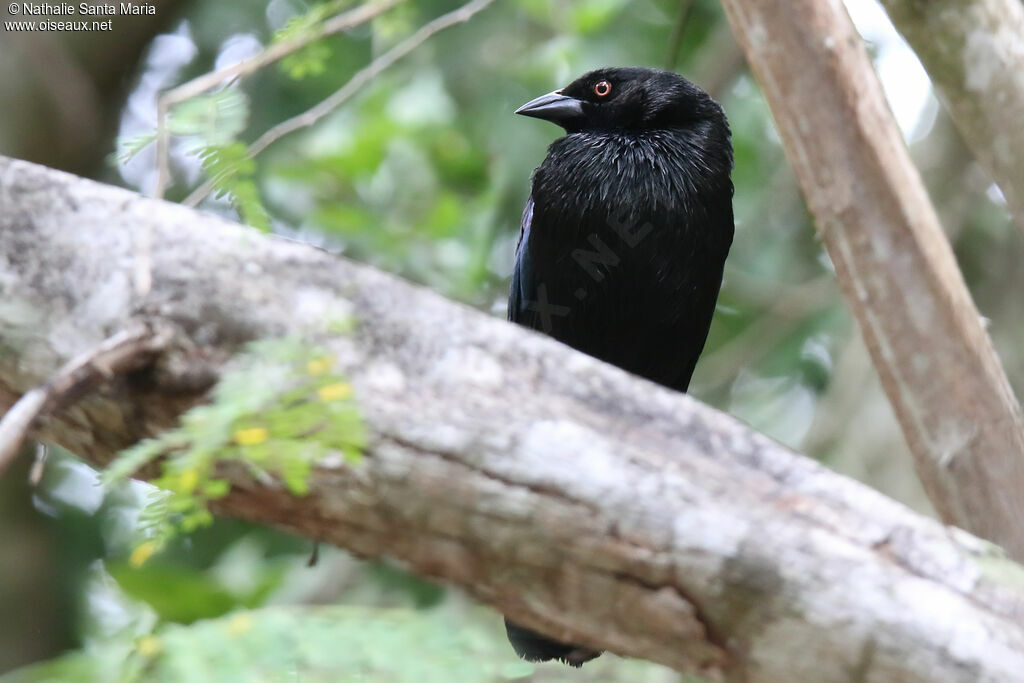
[0,321,174,476]
[163,0,406,109]
[183,0,497,208]
[29,443,48,486]
[154,96,171,199]
[148,1,410,311]
[664,0,696,69]
[153,0,407,199]
[719,0,1024,560]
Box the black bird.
[506,67,734,665]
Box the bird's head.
[515,67,722,134]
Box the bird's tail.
[504,617,602,667]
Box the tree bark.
[879,0,1024,235]
[718,0,1024,562]
[3,157,1024,681]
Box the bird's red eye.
[593,80,612,97]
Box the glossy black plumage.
[506,67,734,665]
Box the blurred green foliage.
[105,337,365,557]
[1,606,535,683]
[5,0,1021,680]
[105,560,286,624]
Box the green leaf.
[105,337,366,561]
[196,143,271,231]
[115,131,158,163]
[107,562,240,624]
[169,91,249,144]
[281,43,332,80]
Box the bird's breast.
[514,130,732,389]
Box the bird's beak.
[515,90,584,124]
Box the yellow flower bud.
[234,427,269,446]
[317,382,352,402]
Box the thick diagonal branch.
[2,157,1024,681]
[719,0,1024,562]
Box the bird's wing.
[507,196,534,324]
[515,195,534,254]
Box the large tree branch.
[879,0,1024,235]
[718,0,1024,562]
[2,156,1024,681]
